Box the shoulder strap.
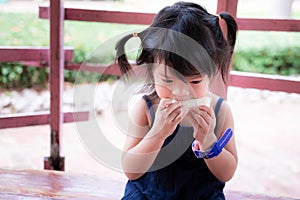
[214,97,224,133]
[142,95,155,126]
[214,97,224,118]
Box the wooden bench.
[0,169,297,200]
[0,169,124,200]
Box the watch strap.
[192,128,233,159]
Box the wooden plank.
[39,7,300,32]
[230,71,300,94]
[17,61,121,76]
[0,169,124,200]
[0,47,73,63]
[39,6,155,25]
[0,169,297,200]
[225,190,298,200]
[65,63,121,76]
[237,18,300,32]
[0,111,89,129]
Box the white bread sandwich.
[179,97,211,108]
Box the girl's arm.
[204,102,238,182]
[122,98,184,180]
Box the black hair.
[115,1,238,94]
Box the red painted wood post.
[216,0,238,16]
[44,0,65,171]
[210,0,238,99]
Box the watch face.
[195,151,205,159]
[192,141,204,158]
[192,140,218,159]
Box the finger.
[189,108,209,129]
[186,110,199,127]
[159,98,178,110]
[188,108,202,123]
[171,109,182,123]
[198,109,212,125]
[199,105,214,118]
[198,106,215,124]
[158,98,170,110]
[197,116,208,129]
[165,102,182,115]
[169,106,183,120]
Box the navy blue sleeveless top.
[122,96,225,200]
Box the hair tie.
[132,32,139,37]
[217,15,222,21]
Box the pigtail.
[219,12,238,51]
[214,12,238,82]
[115,33,135,75]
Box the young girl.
[115,2,238,199]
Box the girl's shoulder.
[210,93,234,138]
[130,95,159,127]
[209,93,230,112]
[129,97,151,127]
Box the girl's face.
[153,65,209,101]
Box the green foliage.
[232,47,300,75]
[0,13,49,46]
[0,63,48,89]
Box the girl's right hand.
[149,99,187,139]
[187,105,217,150]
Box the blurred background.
[0,0,300,199]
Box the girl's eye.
[190,80,202,84]
[163,79,173,83]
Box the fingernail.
[171,99,177,104]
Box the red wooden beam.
[237,18,300,32]
[15,61,300,94]
[0,47,73,63]
[65,62,121,76]
[216,0,238,16]
[211,0,238,99]
[39,6,155,25]
[39,6,300,32]
[230,71,300,94]
[0,111,89,129]
[17,61,122,76]
[46,0,65,171]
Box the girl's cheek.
[192,78,210,98]
[192,84,209,98]
[155,85,172,99]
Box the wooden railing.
[38,4,300,95]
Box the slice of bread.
[181,97,211,108]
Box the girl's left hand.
[187,105,217,150]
